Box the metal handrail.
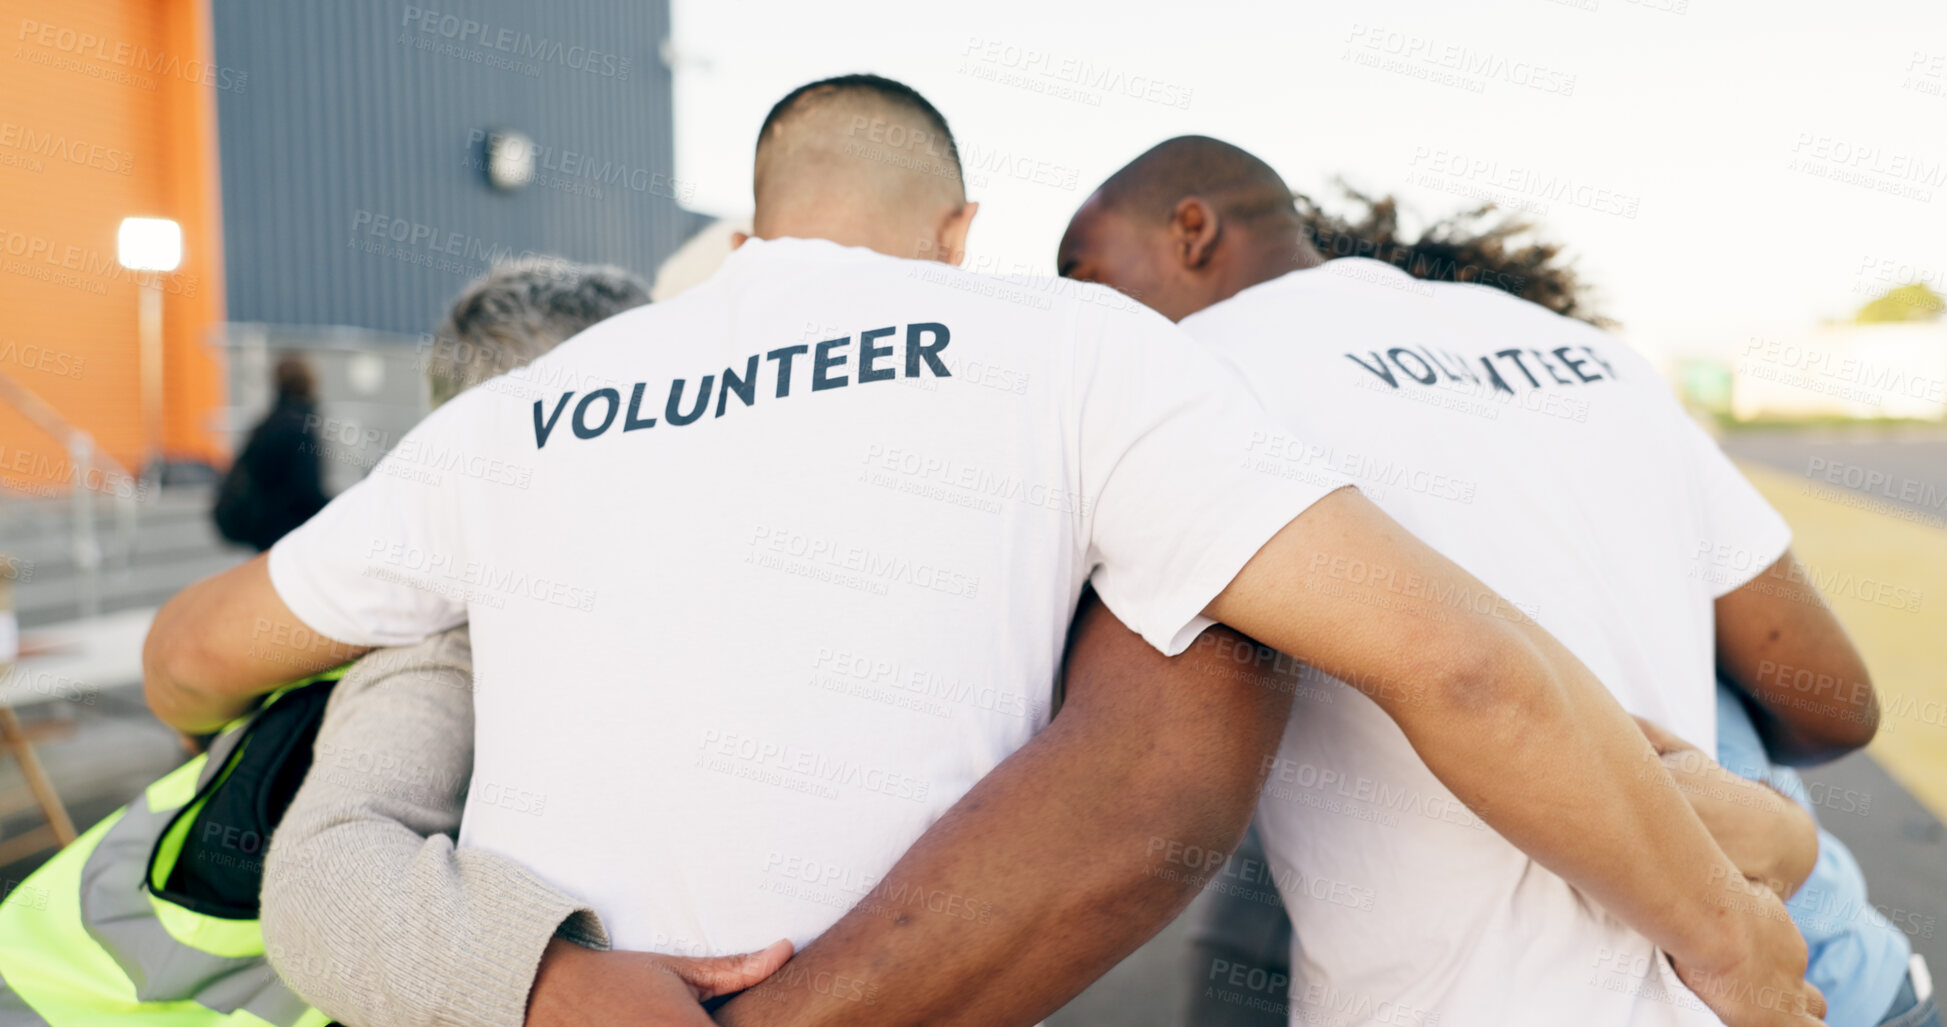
[0,368,142,618]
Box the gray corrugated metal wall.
[211,0,694,335]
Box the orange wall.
[0,0,227,489]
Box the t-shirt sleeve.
[1679,415,1792,598]
[1076,304,1353,656]
[267,399,476,648]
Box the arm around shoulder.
[1203,489,1824,1025]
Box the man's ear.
[1169,197,1220,270]
[935,201,979,266]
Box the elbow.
[141,647,201,732]
[1770,686,1880,767]
[140,615,191,724]
[141,609,226,733]
[1818,701,1880,759]
[1815,663,1880,755]
[1424,627,1566,740]
[1837,673,1881,751]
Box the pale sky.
[668,0,1947,363]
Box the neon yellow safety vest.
[0,673,343,1026]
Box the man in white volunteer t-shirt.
[144,79,1819,1026]
[1058,136,1876,1027]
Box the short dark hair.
[272,354,315,401]
[756,73,959,168]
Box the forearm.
[1702,788,1819,901]
[717,727,1244,1026]
[1208,493,1818,1023]
[1395,622,1754,970]
[1661,753,1820,900]
[718,727,1221,1026]
[1207,494,1759,974]
[718,610,1292,1027]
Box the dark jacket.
[213,397,329,551]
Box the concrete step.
[3,485,246,629]
[2,487,215,557]
[14,504,238,570]
[16,550,245,628]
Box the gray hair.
[426,257,651,406]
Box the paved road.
[1720,425,1947,525]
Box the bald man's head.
[1059,136,1317,321]
[750,74,975,262]
[1096,135,1297,230]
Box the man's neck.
[1214,233,1324,306]
[750,215,937,263]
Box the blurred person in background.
[211,355,330,552]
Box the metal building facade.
[210,0,696,336]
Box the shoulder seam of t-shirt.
[266,535,392,648]
[1706,514,1793,599]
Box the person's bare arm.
[143,555,368,733]
[1204,488,1823,1027]
[709,593,1296,1027]
[269,591,1287,1026]
[1636,717,1820,900]
[1716,550,1877,766]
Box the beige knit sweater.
[260,627,606,1027]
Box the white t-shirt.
[1180,259,1791,1027]
[268,236,1345,955]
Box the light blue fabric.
[1714,682,1912,1027]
